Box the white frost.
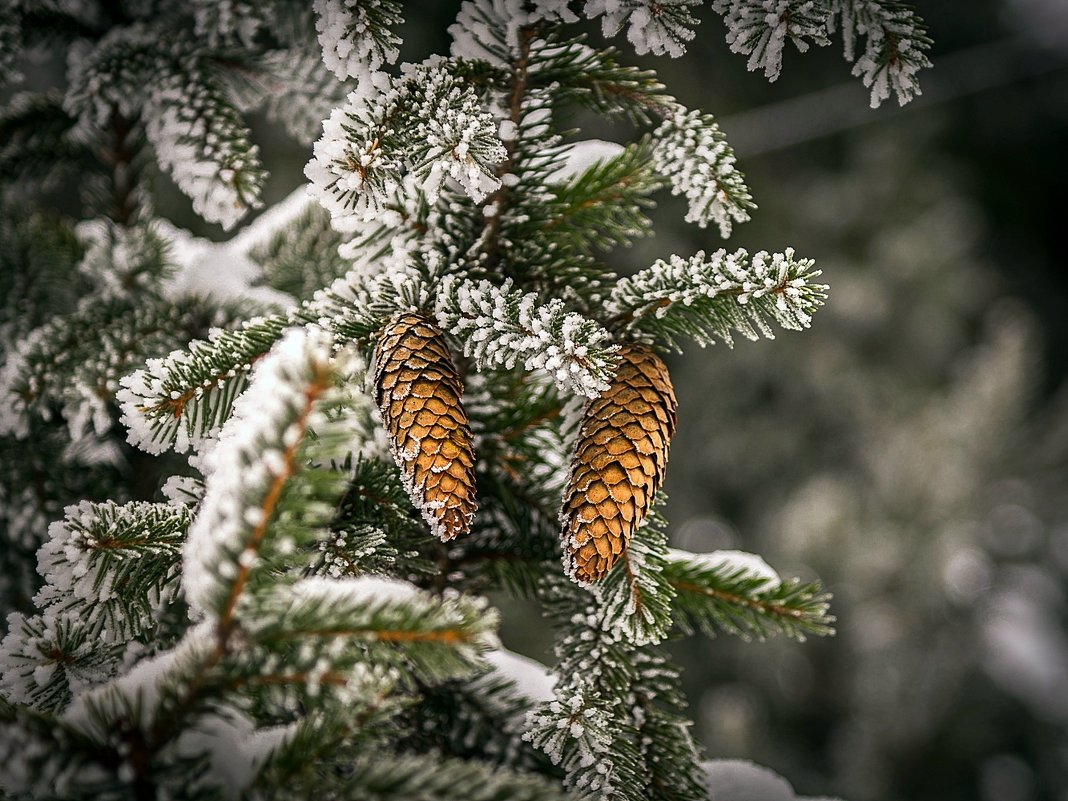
[547,139,625,183]
[701,759,842,801]
[484,647,556,702]
[668,548,781,587]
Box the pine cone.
[374,312,477,541]
[561,343,677,583]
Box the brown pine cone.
[561,343,677,583]
[373,312,477,541]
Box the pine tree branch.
[664,550,835,641]
[607,248,827,350]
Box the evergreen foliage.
[0,0,934,798]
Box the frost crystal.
[653,107,754,238]
[435,276,619,397]
[314,0,403,81]
[712,1,830,81]
[831,0,932,108]
[609,248,826,348]
[583,0,701,58]
[183,328,334,616]
[146,71,266,231]
[305,61,505,231]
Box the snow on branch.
[0,501,189,713]
[314,0,403,81]
[525,575,706,800]
[594,508,675,646]
[435,276,620,398]
[64,26,267,228]
[652,107,754,238]
[583,0,702,58]
[146,69,266,230]
[712,0,831,82]
[183,328,340,619]
[251,576,499,686]
[830,0,932,108]
[607,248,827,351]
[34,501,189,639]
[664,549,835,641]
[710,0,930,107]
[117,315,290,454]
[191,0,262,48]
[305,59,506,232]
[0,610,119,713]
[0,294,209,443]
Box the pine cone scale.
[561,342,677,583]
[374,312,477,542]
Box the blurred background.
[10,1,1068,799]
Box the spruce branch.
[583,0,702,58]
[248,200,350,301]
[664,549,836,641]
[627,649,707,801]
[277,750,568,801]
[652,107,754,238]
[595,509,676,646]
[146,67,266,230]
[607,248,827,350]
[182,328,341,624]
[191,0,262,48]
[33,501,190,645]
[709,0,931,106]
[711,0,831,82]
[250,576,498,686]
[829,0,932,108]
[305,59,506,232]
[117,314,290,454]
[0,91,89,194]
[0,610,119,713]
[526,574,704,801]
[526,38,673,124]
[314,456,431,580]
[435,276,620,397]
[0,293,216,443]
[314,0,403,81]
[546,141,661,255]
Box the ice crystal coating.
[146,71,266,230]
[314,0,403,80]
[583,0,701,57]
[652,107,754,238]
[831,0,933,108]
[712,1,830,81]
[183,328,334,616]
[435,276,619,397]
[608,247,827,349]
[305,61,506,231]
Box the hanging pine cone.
[561,343,677,583]
[373,312,477,541]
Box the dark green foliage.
[665,555,835,641]
[0,206,85,346]
[250,202,350,301]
